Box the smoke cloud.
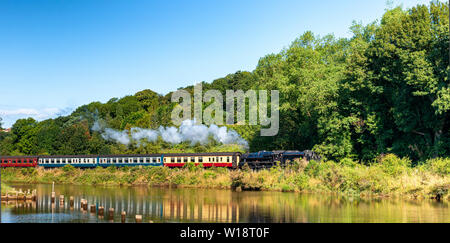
[92,119,248,149]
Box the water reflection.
[1,184,449,223]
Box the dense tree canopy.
[0,2,448,163]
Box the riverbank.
[1,183,14,195]
[1,154,449,201]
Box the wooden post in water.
[31,190,37,201]
[81,199,87,210]
[108,208,115,220]
[135,215,142,223]
[121,211,126,223]
[98,206,104,217]
[69,196,74,207]
[51,182,55,203]
[59,195,64,206]
[90,205,96,214]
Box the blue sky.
[0,0,434,128]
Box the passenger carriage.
[97,154,163,167]
[162,152,241,168]
[0,156,38,167]
[38,155,98,168]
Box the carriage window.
[134,158,138,163]
[177,157,182,163]
[152,158,157,163]
[139,158,144,163]
[198,157,203,163]
[227,157,230,162]
[171,158,175,163]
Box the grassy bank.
[1,183,15,195]
[1,154,449,200]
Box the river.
[1,183,449,223]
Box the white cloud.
[0,107,73,128]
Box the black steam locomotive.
[239,150,321,169]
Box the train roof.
[39,155,99,158]
[0,156,38,159]
[242,150,305,158]
[99,154,162,158]
[163,152,241,157]
[16,152,241,159]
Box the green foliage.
[378,154,411,176]
[421,158,450,176]
[339,158,358,168]
[62,165,76,173]
[21,167,36,176]
[183,162,199,172]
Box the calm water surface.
[1,184,449,223]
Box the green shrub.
[378,154,411,176]
[183,162,198,172]
[107,166,118,173]
[147,167,168,183]
[62,165,76,173]
[21,167,36,176]
[230,171,244,189]
[339,158,357,168]
[171,174,185,185]
[293,174,309,190]
[203,171,217,180]
[424,158,450,176]
[305,160,329,177]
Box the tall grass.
[1,182,14,195]
[1,155,449,200]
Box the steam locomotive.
[0,150,319,169]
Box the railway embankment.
[1,154,449,201]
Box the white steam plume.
[92,119,248,149]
